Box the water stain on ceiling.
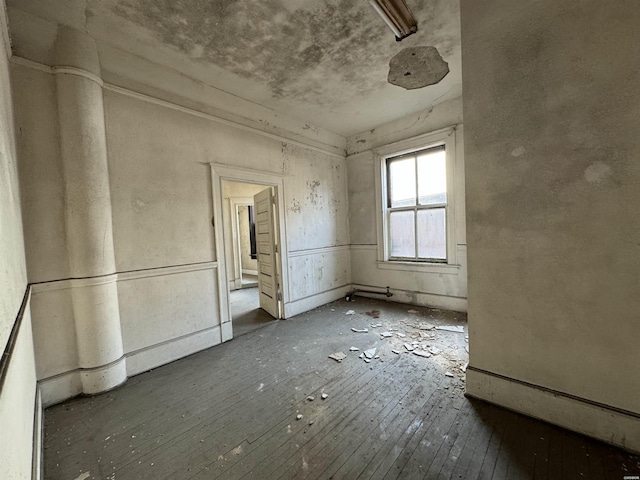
[112,0,459,106]
[8,0,462,135]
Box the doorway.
[210,164,289,341]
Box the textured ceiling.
[7,0,461,137]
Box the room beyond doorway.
[219,176,284,337]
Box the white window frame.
[374,126,460,273]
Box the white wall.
[0,0,38,476]
[346,97,467,311]
[461,0,640,453]
[12,49,350,404]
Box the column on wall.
[54,26,126,393]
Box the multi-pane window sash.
[386,145,447,262]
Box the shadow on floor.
[230,286,277,337]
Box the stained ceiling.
[7,0,461,137]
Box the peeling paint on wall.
[307,180,321,207]
[584,161,612,185]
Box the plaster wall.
[346,98,467,311]
[0,1,38,476]
[0,9,27,357]
[105,89,350,336]
[0,301,37,480]
[13,57,350,402]
[461,0,640,451]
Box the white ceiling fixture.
[369,0,418,41]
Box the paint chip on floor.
[436,325,465,333]
[413,350,431,358]
[328,352,347,362]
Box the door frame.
[209,163,289,340]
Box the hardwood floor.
[43,298,640,480]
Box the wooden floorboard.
[43,297,640,480]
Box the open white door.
[254,188,280,318]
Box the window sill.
[376,261,461,275]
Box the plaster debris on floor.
[436,325,465,333]
[328,352,347,362]
[331,304,469,383]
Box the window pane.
[389,158,416,207]
[417,208,446,260]
[389,210,415,258]
[417,148,446,205]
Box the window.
[248,205,257,260]
[386,145,448,262]
[374,126,458,271]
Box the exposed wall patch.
[388,46,449,89]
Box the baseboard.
[40,326,223,405]
[284,285,351,319]
[39,370,83,407]
[242,269,258,276]
[32,386,43,480]
[466,366,640,454]
[125,326,222,376]
[350,284,467,312]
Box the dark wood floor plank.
[431,395,480,479]
[268,360,419,480]
[501,413,544,479]
[488,410,525,480]
[42,297,640,480]
[394,390,471,479]
[474,406,516,480]
[370,382,462,480]
[344,370,449,480]
[450,400,498,480]
[331,372,445,480]
[296,380,419,480]
[189,357,408,480]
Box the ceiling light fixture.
[369,0,418,41]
